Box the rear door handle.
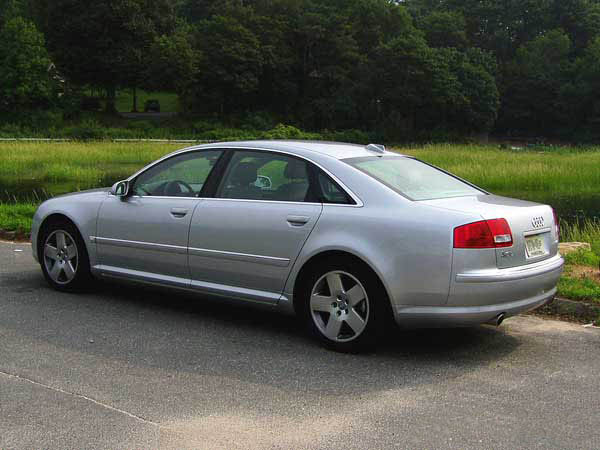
[170,208,188,218]
[287,215,310,226]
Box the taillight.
[454,219,513,249]
[552,208,560,240]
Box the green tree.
[187,14,263,113]
[567,37,600,132]
[500,30,572,134]
[0,16,53,110]
[144,25,199,95]
[420,11,468,49]
[372,32,433,136]
[33,0,177,112]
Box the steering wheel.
[164,180,195,197]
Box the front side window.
[218,151,313,202]
[345,156,483,201]
[132,150,224,197]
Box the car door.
[95,149,225,287]
[188,150,322,303]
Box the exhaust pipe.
[495,313,506,327]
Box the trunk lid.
[422,194,559,268]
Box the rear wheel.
[39,219,92,292]
[299,258,388,353]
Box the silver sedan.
[31,141,564,352]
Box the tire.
[38,219,92,292]
[298,257,389,353]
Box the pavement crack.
[0,369,159,427]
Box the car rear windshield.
[344,156,484,201]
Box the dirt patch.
[534,297,600,325]
[0,229,30,243]
[569,265,600,283]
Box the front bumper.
[394,254,564,328]
[30,216,41,263]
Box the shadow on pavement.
[4,270,521,398]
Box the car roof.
[183,140,405,160]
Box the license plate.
[525,234,548,258]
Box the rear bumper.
[394,288,556,328]
[394,254,564,328]
[455,254,564,283]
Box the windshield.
[345,156,484,201]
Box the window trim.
[125,146,363,207]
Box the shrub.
[323,129,370,144]
[263,123,321,140]
[62,119,107,140]
[263,123,302,139]
[242,111,275,131]
[0,123,25,137]
[197,127,257,141]
[29,110,64,131]
[192,120,218,134]
[126,120,155,134]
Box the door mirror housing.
[111,180,130,197]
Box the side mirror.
[111,180,130,197]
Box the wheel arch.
[37,213,87,260]
[291,249,393,315]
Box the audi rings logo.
[531,216,545,229]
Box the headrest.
[231,162,258,185]
[284,160,307,179]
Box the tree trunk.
[132,87,138,112]
[105,86,117,113]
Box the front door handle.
[287,215,310,226]
[170,208,188,218]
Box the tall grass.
[560,219,600,256]
[0,142,181,201]
[401,144,600,216]
[0,202,37,233]
[1,141,600,234]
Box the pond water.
[0,175,122,204]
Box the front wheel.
[39,220,92,292]
[299,258,388,353]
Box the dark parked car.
[144,99,161,113]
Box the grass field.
[1,141,599,230]
[401,145,600,220]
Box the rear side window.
[345,156,483,201]
[316,172,353,205]
[217,151,312,202]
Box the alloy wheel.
[310,271,370,343]
[43,230,79,285]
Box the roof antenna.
[366,144,386,154]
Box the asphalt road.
[1,241,599,449]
